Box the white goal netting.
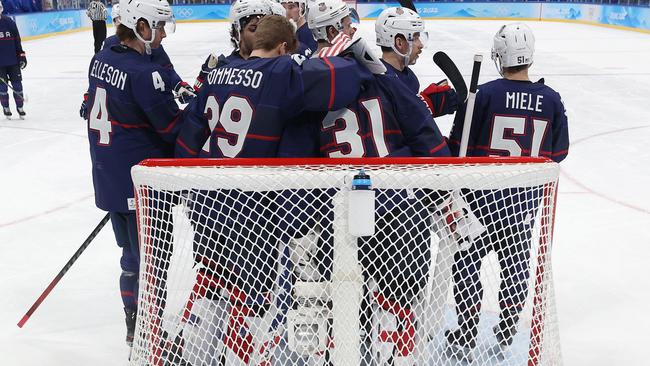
[130,157,561,366]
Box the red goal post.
[130,157,562,366]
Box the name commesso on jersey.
[90,60,128,91]
[207,67,263,89]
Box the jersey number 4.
[201,95,253,157]
[89,87,112,145]
[490,115,549,157]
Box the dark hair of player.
[116,18,156,43]
[252,15,298,53]
[380,34,407,53]
[503,64,530,74]
[116,23,137,42]
[230,15,263,49]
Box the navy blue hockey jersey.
[381,59,419,95]
[103,36,182,87]
[279,72,450,158]
[85,45,182,212]
[176,55,368,158]
[0,15,23,67]
[193,50,243,91]
[296,23,316,58]
[449,78,569,229]
[449,78,569,162]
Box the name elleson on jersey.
[90,60,128,91]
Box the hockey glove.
[79,93,89,119]
[174,81,197,104]
[419,80,459,117]
[18,52,27,69]
[193,53,219,91]
[435,192,486,251]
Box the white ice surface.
[1,19,649,365]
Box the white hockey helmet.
[230,0,273,29]
[229,0,273,47]
[0,2,4,15]
[375,7,427,65]
[121,0,174,45]
[267,0,287,17]
[307,0,350,42]
[111,3,121,22]
[491,22,535,76]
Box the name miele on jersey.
[207,66,263,89]
[90,60,128,91]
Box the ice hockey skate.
[3,107,11,120]
[124,307,136,347]
[445,328,476,363]
[17,107,25,119]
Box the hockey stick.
[0,76,28,103]
[459,54,483,157]
[433,51,468,103]
[17,212,111,328]
[397,0,417,12]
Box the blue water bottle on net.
[348,169,375,236]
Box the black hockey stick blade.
[433,51,468,103]
[397,0,416,12]
[17,212,111,328]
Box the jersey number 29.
[201,95,253,157]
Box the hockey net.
[130,157,562,366]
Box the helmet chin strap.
[494,56,504,77]
[392,40,413,69]
[135,28,156,55]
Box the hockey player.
[175,15,376,365]
[0,1,27,119]
[281,0,316,57]
[277,2,452,363]
[87,0,108,54]
[83,0,180,350]
[375,6,458,118]
[308,0,358,57]
[102,2,121,48]
[193,0,274,91]
[102,3,192,104]
[445,23,569,359]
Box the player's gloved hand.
[437,192,486,251]
[18,52,27,69]
[419,80,459,117]
[193,53,219,91]
[174,81,197,104]
[79,93,89,119]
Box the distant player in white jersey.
[375,6,458,117]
